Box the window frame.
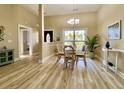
[63,28,88,50]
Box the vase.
[46,33,50,43]
[105,41,110,49]
[89,51,94,59]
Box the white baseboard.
[15,53,55,64]
[118,71,124,80]
[42,53,55,63]
[96,54,124,80]
[14,58,20,62]
[95,55,102,61]
[15,52,39,62]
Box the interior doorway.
[18,24,32,58]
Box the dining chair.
[56,44,64,62]
[75,45,87,66]
[63,45,76,70]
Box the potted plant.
[85,34,100,59]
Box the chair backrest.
[82,45,88,54]
[63,45,75,58]
[56,44,63,53]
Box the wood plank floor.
[0,55,124,89]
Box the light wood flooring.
[0,55,124,89]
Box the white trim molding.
[118,71,124,80]
[18,24,33,58]
[14,58,21,62]
[42,53,55,63]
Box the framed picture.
[44,29,53,43]
[108,20,121,40]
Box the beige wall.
[0,5,39,58]
[97,4,124,73]
[0,5,18,58]
[17,5,39,54]
[45,12,97,39]
[44,12,97,58]
[42,43,56,59]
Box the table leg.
[84,55,87,66]
[115,52,118,74]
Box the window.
[64,29,87,50]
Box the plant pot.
[89,51,94,59]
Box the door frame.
[18,24,32,58]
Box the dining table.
[63,45,87,66]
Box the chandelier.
[67,5,80,25]
[67,18,80,25]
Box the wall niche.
[44,29,53,43]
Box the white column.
[38,4,44,63]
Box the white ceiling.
[20,4,102,16]
[44,4,102,16]
[19,4,38,15]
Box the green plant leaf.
[85,34,100,52]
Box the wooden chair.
[75,45,87,66]
[56,44,64,62]
[63,45,76,70]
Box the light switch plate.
[8,40,12,43]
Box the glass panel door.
[64,30,74,46]
[64,29,87,50]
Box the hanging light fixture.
[66,4,80,47]
[67,5,80,25]
[67,18,80,25]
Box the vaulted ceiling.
[19,4,102,16]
